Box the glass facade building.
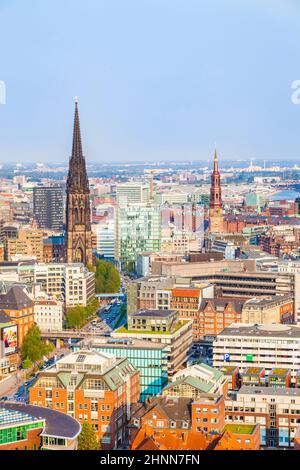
[0,408,44,447]
[75,341,168,402]
[115,203,161,269]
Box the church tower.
[209,145,224,233]
[66,97,93,266]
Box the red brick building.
[198,298,244,338]
[0,286,34,347]
[130,395,260,450]
[29,350,140,449]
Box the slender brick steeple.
[66,98,93,265]
[209,145,224,232]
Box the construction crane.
[144,169,165,202]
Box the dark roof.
[132,396,192,423]
[0,286,33,310]
[199,298,244,314]
[132,309,177,318]
[1,403,81,439]
[0,310,13,324]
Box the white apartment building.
[116,181,150,205]
[225,386,300,447]
[213,323,300,383]
[34,298,64,332]
[34,263,95,307]
[278,262,300,323]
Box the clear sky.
[0,0,300,164]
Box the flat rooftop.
[244,367,265,375]
[238,386,300,397]
[269,368,290,376]
[219,366,239,374]
[218,323,300,339]
[244,295,292,307]
[1,403,81,439]
[131,309,177,318]
[83,337,165,350]
[225,424,257,435]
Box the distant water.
[270,190,300,201]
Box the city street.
[0,371,25,400]
[81,300,126,337]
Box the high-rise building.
[115,203,161,270]
[33,186,63,231]
[209,146,224,233]
[66,98,93,266]
[93,220,115,260]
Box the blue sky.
[0,0,300,164]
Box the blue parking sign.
[224,353,230,362]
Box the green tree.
[94,259,120,294]
[66,298,99,329]
[22,357,33,369]
[21,325,54,363]
[78,422,100,450]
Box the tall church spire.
[213,144,219,172]
[67,97,89,194]
[66,98,93,266]
[209,144,224,233]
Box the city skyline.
[0,0,300,164]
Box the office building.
[113,309,193,377]
[116,181,150,205]
[213,323,300,383]
[33,186,63,231]
[94,220,115,260]
[115,204,161,270]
